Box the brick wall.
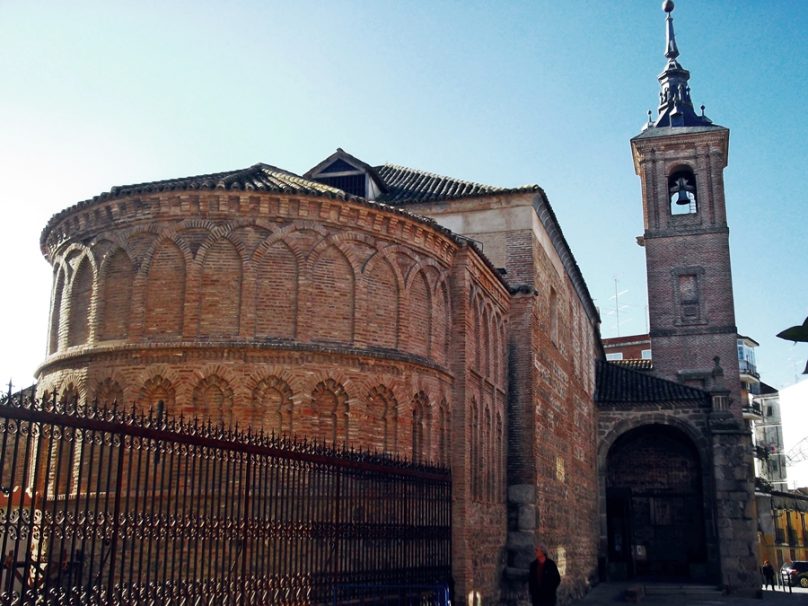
[411,195,601,604]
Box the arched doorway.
[605,424,708,581]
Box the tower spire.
[649,1,713,129]
[664,0,679,61]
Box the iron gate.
[0,390,451,604]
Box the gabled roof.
[374,164,539,205]
[595,360,709,406]
[304,148,387,193]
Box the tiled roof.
[40,162,510,295]
[104,163,352,199]
[41,164,367,249]
[611,359,654,372]
[595,360,709,406]
[374,164,539,204]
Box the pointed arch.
[483,400,492,501]
[140,375,176,412]
[198,238,242,337]
[495,411,503,498]
[470,396,480,499]
[368,385,398,454]
[311,379,349,446]
[99,249,134,340]
[481,305,491,378]
[252,376,294,435]
[67,257,94,347]
[438,398,450,466]
[469,295,479,372]
[192,375,235,426]
[361,255,399,349]
[431,280,450,365]
[145,239,186,337]
[49,266,66,354]
[93,378,123,407]
[308,246,355,344]
[255,241,297,340]
[411,391,430,462]
[407,271,431,357]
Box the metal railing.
[333,583,451,605]
[0,391,452,604]
[738,360,759,378]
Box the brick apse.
[37,154,601,604]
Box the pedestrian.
[529,543,561,606]
[761,559,775,591]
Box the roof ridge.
[378,163,537,191]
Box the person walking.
[761,560,776,591]
[529,544,561,606]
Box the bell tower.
[631,1,742,416]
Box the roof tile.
[106,163,350,199]
[374,164,538,204]
[595,360,709,406]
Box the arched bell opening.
[668,167,698,215]
[605,424,709,581]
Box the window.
[641,349,652,360]
[606,352,623,361]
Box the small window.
[767,406,773,417]
[641,349,652,360]
[605,352,623,361]
[669,168,697,215]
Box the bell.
[675,189,690,205]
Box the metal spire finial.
[663,1,679,61]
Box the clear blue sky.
[1,1,806,391]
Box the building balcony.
[743,401,763,420]
[738,359,759,379]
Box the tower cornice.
[631,126,729,175]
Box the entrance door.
[605,425,707,581]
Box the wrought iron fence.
[0,390,451,604]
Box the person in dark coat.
[761,560,775,591]
[529,544,561,606]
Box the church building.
[32,2,758,602]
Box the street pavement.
[571,583,808,605]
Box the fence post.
[241,450,251,599]
[106,435,126,600]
